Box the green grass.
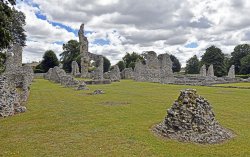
[214,82,250,87]
[0,79,250,156]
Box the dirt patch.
[99,101,130,106]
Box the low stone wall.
[0,76,27,117]
[34,73,45,78]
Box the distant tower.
[78,24,90,78]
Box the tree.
[0,0,26,50]
[103,56,111,72]
[122,52,144,69]
[59,40,80,72]
[9,9,26,47]
[240,54,250,74]
[39,50,59,72]
[185,55,200,74]
[230,44,250,74]
[224,54,231,72]
[116,60,125,72]
[201,46,226,77]
[170,55,181,72]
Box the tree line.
[185,44,250,76]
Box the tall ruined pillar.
[228,65,235,78]
[5,44,22,73]
[79,24,89,78]
[207,64,214,77]
[200,64,206,77]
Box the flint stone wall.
[121,68,134,79]
[200,65,206,77]
[44,66,87,89]
[109,65,120,81]
[207,64,214,77]
[134,51,174,84]
[228,65,235,78]
[71,61,80,77]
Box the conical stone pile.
[154,89,234,144]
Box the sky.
[16,0,250,66]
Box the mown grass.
[0,79,250,156]
[214,82,250,87]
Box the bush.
[34,69,44,73]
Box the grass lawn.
[0,79,250,156]
[213,82,250,88]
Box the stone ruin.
[71,61,80,77]
[44,66,89,90]
[175,64,239,86]
[0,44,34,117]
[153,89,234,144]
[104,65,121,82]
[200,65,206,77]
[78,24,104,80]
[227,65,235,78]
[134,51,174,84]
[207,64,214,77]
[121,67,134,79]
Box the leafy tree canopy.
[59,40,80,72]
[185,55,200,74]
[38,50,59,72]
[201,45,226,77]
[170,54,181,72]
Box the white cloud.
[17,0,250,66]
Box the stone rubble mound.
[76,81,89,90]
[93,89,105,95]
[154,89,234,144]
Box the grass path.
[0,79,250,156]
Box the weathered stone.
[44,66,83,88]
[71,61,80,77]
[207,64,214,77]
[109,65,120,81]
[78,24,104,80]
[200,64,206,77]
[76,81,89,90]
[153,89,234,144]
[93,89,105,95]
[228,65,235,78]
[134,51,174,84]
[121,68,134,79]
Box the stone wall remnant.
[134,51,174,84]
[121,68,134,79]
[78,24,104,80]
[71,61,80,77]
[1,43,33,118]
[207,64,214,77]
[153,89,234,144]
[200,65,206,77]
[228,65,235,78]
[109,65,120,81]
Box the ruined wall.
[109,65,120,81]
[228,65,235,78]
[207,64,214,77]
[121,68,134,79]
[134,51,174,84]
[0,44,32,118]
[78,24,104,80]
[71,61,80,77]
[44,66,84,89]
[200,65,206,77]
